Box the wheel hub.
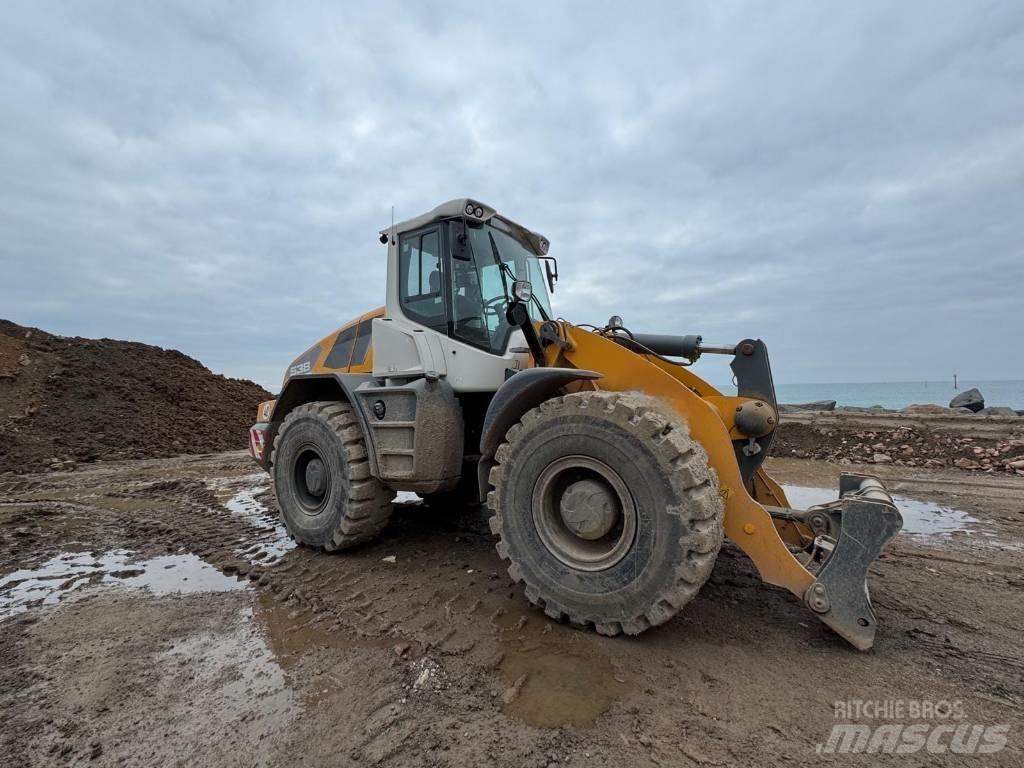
[304,458,327,497]
[559,478,619,540]
[293,447,331,514]
[532,455,637,572]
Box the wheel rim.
[531,455,637,571]
[293,445,331,515]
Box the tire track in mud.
[1,469,576,765]
[4,456,1023,767]
[116,474,1024,741]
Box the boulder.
[949,388,984,412]
[780,400,837,413]
[976,406,1018,418]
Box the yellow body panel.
[548,324,815,599]
[309,307,384,375]
[254,307,384,423]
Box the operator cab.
[388,201,554,355]
[376,199,557,390]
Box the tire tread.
[487,390,724,634]
[270,401,394,550]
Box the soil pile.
[776,419,1024,474]
[0,320,270,473]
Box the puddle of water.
[495,610,626,727]
[251,591,400,707]
[161,606,297,745]
[165,624,292,707]
[0,550,246,618]
[780,485,977,536]
[255,591,362,667]
[224,485,296,564]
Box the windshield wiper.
[488,231,512,303]
[488,231,551,322]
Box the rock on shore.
[950,387,985,412]
[775,413,1024,474]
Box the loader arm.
[545,323,902,650]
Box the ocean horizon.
[713,380,1024,411]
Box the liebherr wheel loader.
[249,199,903,650]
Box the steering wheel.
[482,295,507,318]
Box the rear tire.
[487,391,724,635]
[271,401,394,550]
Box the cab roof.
[380,198,549,257]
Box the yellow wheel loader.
[249,199,903,650]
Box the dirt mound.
[775,419,1024,474]
[0,320,270,473]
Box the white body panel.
[436,328,529,392]
[375,234,530,392]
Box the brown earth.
[0,321,270,474]
[1,451,1021,767]
[775,409,1024,474]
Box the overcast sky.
[3,2,1023,389]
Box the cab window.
[324,325,357,369]
[351,320,372,365]
[451,222,553,354]
[398,229,446,332]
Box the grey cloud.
[2,1,1022,389]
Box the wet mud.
[1,451,1022,766]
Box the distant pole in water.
[953,373,958,390]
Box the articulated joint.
[734,399,778,438]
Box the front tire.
[487,391,724,635]
[271,401,394,550]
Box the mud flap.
[803,474,903,651]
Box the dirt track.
[1,452,1022,766]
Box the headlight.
[512,280,533,303]
[473,206,484,217]
[465,202,475,215]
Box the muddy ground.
[1,452,1022,767]
[775,408,1024,473]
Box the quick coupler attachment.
[801,473,903,650]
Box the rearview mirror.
[544,260,556,293]
[541,256,558,293]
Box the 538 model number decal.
[289,361,312,377]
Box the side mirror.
[544,259,557,293]
[451,219,471,261]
